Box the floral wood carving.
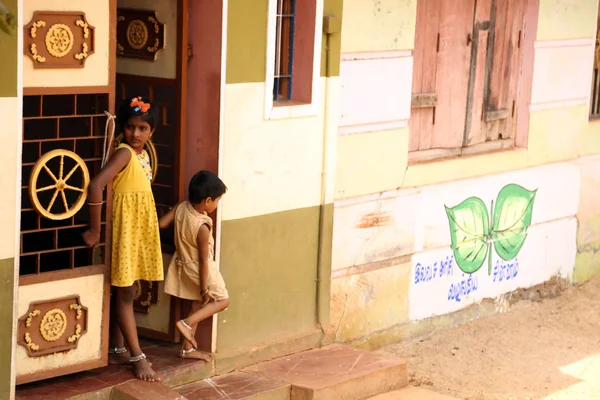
[24,11,95,68]
[134,280,159,314]
[17,295,89,357]
[117,8,166,61]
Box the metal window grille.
[273,0,296,102]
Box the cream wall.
[220,80,328,221]
[23,0,110,88]
[0,98,19,261]
[116,0,177,79]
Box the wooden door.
[410,0,526,156]
[410,0,475,152]
[113,0,189,343]
[17,92,113,384]
[465,0,525,147]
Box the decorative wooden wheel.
[114,134,158,183]
[29,149,90,221]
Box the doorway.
[15,0,225,386]
[114,0,224,353]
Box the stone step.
[173,372,291,400]
[242,344,408,400]
[368,387,459,400]
[110,380,186,400]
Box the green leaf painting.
[444,197,489,274]
[445,184,537,275]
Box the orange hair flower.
[130,96,150,113]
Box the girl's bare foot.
[180,348,211,362]
[130,354,160,382]
[176,320,198,348]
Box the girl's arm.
[197,224,213,304]
[158,202,181,229]
[82,148,131,247]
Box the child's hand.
[201,292,215,307]
[82,229,100,248]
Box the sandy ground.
[381,277,600,400]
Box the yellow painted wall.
[340,0,416,52]
[23,0,110,88]
[116,0,177,79]
[336,0,600,198]
[537,0,598,41]
[329,0,600,346]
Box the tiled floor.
[174,373,290,400]
[242,344,406,390]
[15,339,202,400]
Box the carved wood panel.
[24,11,95,69]
[17,295,88,357]
[117,8,166,60]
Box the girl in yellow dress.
[82,96,163,382]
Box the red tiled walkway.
[16,339,204,400]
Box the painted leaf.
[492,184,536,261]
[444,197,489,274]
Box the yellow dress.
[111,143,163,287]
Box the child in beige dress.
[159,170,229,360]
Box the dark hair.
[188,170,227,204]
[117,96,158,131]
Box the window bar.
[274,0,284,101]
[286,0,296,101]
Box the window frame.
[264,0,323,120]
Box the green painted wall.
[321,0,343,77]
[0,257,14,398]
[218,207,321,351]
[0,0,17,97]
[226,0,268,84]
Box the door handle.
[467,33,473,46]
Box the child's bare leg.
[176,299,229,353]
[108,290,130,364]
[115,285,160,382]
[179,301,211,361]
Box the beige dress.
[164,201,229,301]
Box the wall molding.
[340,50,413,61]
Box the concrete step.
[368,387,459,400]
[242,344,408,400]
[173,372,290,400]
[110,380,186,400]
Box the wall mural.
[409,183,542,321]
[445,183,537,275]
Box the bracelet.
[87,201,104,206]
[200,289,209,296]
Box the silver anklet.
[108,347,128,354]
[181,348,197,355]
[180,319,193,330]
[129,353,147,363]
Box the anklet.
[108,347,128,354]
[129,353,147,363]
[181,348,197,355]
[180,319,192,330]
